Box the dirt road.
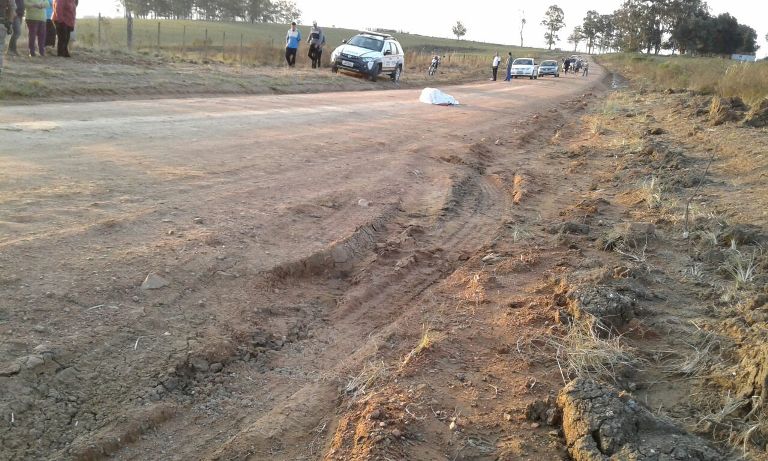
[1,70,604,460]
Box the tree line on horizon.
[119,0,758,58]
[568,0,759,56]
[118,0,302,23]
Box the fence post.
[126,11,133,50]
[97,13,101,47]
[222,31,226,60]
[239,33,243,69]
[157,22,161,50]
[204,28,208,61]
[182,25,186,57]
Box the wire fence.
[67,17,526,71]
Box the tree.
[520,11,526,47]
[582,10,601,54]
[452,21,467,40]
[541,5,565,50]
[270,0,301,23]
[568,26,584,52]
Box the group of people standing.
[0,0,77,76]
[285,20,326,68]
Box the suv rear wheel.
[390,65,402,82]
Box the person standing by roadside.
[491,52,500,81]
[582,61,589,77]
[7,0,22,55]
[52,0,75,57]
[504,51,513,81]
[306,21,325,69]
[285,21,301,67]
[1,0,17,76]
[24,0,46,57]
[44,0,54,48]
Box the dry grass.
[672,330,724,377]
[548,316,641,386]
[599,54,768,106]
[638,175,664,209]
[722,248,760,287]
[344,360,389,404]
[401,325,444,368]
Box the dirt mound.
[559,285,636,331]
[558,378,724,461]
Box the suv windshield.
[513,59,533,65]
[348,35,385,52]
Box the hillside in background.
[75,18,555,58]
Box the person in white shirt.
[285,21,301,67]
[491,52,501,81]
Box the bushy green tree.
[541,5,565,50]
[452,21,467,40]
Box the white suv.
[330,32,405,82]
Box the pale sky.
[84,0,767,58]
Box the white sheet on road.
[419,88,460,106]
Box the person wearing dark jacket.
[52,0,76,57]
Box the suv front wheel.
[369,64,381,82]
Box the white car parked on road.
[330,31,405,82]
[510,58,539,79]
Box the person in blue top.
[44,0,53,47]
[285,21,301,67]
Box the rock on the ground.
[548,222,591,235]
[141,273,169,290]
[558,378,722,461]
[189,356,209,373]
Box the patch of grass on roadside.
[598,53,768,105]
[0,79,50,98]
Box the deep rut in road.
[61,128,526,460]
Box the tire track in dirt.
[190,152,514,460]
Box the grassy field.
[74,18,559,69]
[598,53,768,105]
